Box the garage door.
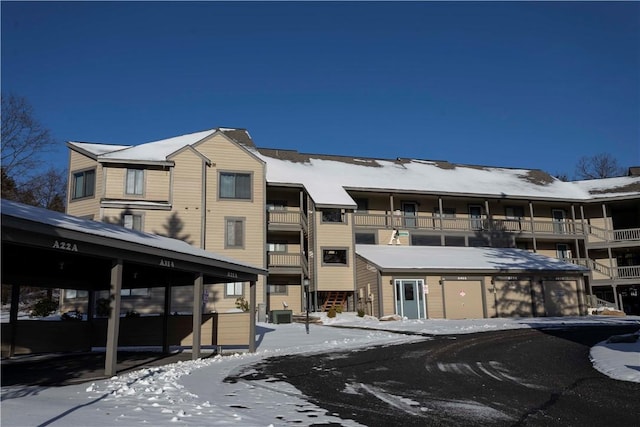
[493,280,533,317]
[444,280,484,319]
[543,280,579,316]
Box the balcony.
[267,209,307,233]
[567,258,640,283]
[586,225,640,248]
[267,252,309,277]
[353,213,586,237]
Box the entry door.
[395,279,426,319]
[402,202,417,228]
[552,209,566,234]
[469,205,483,230]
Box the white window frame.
[225,282,244,297]
[125,169,144,195]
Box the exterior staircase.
[321,291,348,312]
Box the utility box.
[270,309,293,324]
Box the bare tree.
[575,153,625,180]
[1,93,66,210]
[1,94,56,179]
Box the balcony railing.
[267,210,301,225]
[353,213,586,236]
[573,258,640,281]
[268,252,309,277]
[587,225,640,243]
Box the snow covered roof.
[67,127,640,207]
[254,148,640,207]
[68,128,253,164]
[1,199,266,275]
[356,245,589,273]
[571,176,640,198]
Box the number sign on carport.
[1,200,266,376]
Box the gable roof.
[67,127,640,207]
[356,245,588,274]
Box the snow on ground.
[2,313,639,426]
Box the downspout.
[201,161,207,249]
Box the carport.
[1,200,266,376]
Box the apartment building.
[65,127,640,318]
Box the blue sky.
[2,1,639,178]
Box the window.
[268,284,288,295]
[72,169,95,199]
[121,288,150,297]
[123,214,143,231]
[411,235,441,246]
[322,248,348,265]
[322,209,345,223]
[225,282,244,297]
[126,169,144,195]
[556,244,571,259]
[65,289,89,300]
[267,242,287,252]
[505,206,525,219]
[225,218,244,248]
[355,233,376,244]
[219,172,251,199]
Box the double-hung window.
[123,214,143,231]
[225,217,245,248]
[322,248,348,265]
[72,169,95,199]
[225,282,244,297]
[126,169,144,195]
[219,172,251,199]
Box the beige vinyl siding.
[196,133,266,303]
[380,274,395,317]
[425,276,445,318]
[315,211,355,291]
[355,257,379,317]
[103,167,170,200]
[170,149,206,247]
[268,285,301,314]
[67,150,102,218]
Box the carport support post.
[9,284,20,357]
[249,280,257,353]
[192,273,203,360]
[105,259,123,377]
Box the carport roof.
[1,199,267,286]
[356,245,589,274]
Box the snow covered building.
[65,127,640,319]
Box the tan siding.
[269,285,302,314]
[67,150,101,218]
[170,149,205,247]
[380,274,395,316]
[426,276,445,318]
[315,211,355,291]
[355,257,379,317]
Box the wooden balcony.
[267,209,308,234]
[586,225,640,248]
[353,213,586,237]
[267,252,309,277]
[567,258,640,282]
